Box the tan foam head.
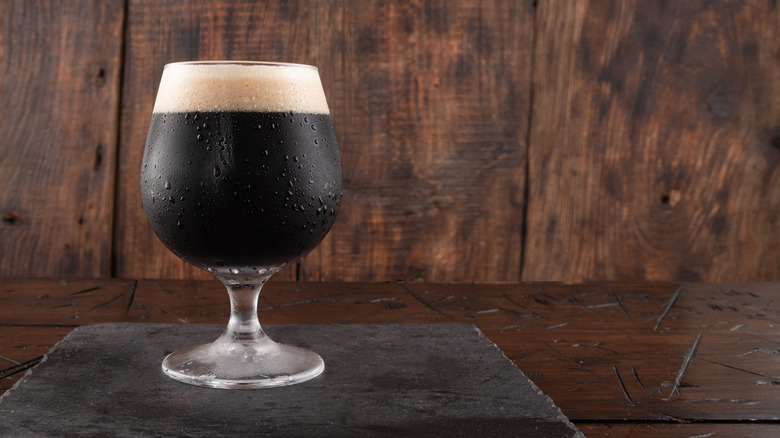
[153,62,330,114]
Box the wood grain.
[525,0,780,282]
[0,0,124,277]
[114,0,531,282]
[300,0,532,282]
[0,0,777,283]
[406,282,780,421]
[0,277,136,325]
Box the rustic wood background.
[0,0,778,282]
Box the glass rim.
[163,60,318,70]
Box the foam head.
[153,62,330,114]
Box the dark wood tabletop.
[2,278,779,437]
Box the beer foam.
[153,62,330,114]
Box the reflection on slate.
[0,323,582,437]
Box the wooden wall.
[1,0,778,283]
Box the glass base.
[161,334,324,389]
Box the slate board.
[0,323,582,437]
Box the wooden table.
[1,278,778,436]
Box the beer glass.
[140,61,342,388]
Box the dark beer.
[140,63,342,272]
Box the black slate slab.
[0,323,582,437]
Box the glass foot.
[162,334,324,389]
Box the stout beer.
[141,62,342,272]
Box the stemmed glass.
[140,61,342,388]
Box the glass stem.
[218,274,273,343]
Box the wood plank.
[115,0,312,281]
[0,277,136,325]
[127,279,449,324]
[116,0,532,283]
[301,0,532,282]
[577,423,780,438]
[0,0,125,277]
[406,282,780,421]
[525,0,780,282]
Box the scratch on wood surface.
[69,285,101,296]
[86,291,129,312]
[535,336,581,365]
[0,356,42,379]
[429,294,457,303]
[580,302,619,309]
[357,297,397,304]
[654,285,683,331]
[630,367,645,389]
[699,357,780,382]
[125,280,139,318]
[737,346,779,357]
[258,297,350,311]
[610,288,631,318]
[546,322,568,330]
[589,342,620,355]
[337,311,378,324]
[533,296,555,308]
[666,330,703,401]
[613,365,633,403]
[0,353,20,365]
[401,284,456,321]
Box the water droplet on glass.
[229,268,240,275]
[214,166,222,177]
[164,181,171,190]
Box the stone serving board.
[0,323,582,437]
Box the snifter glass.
[140,61,342,388]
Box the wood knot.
[94,66,106,87]
[660,188,682,207]
[2,210,22,225]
